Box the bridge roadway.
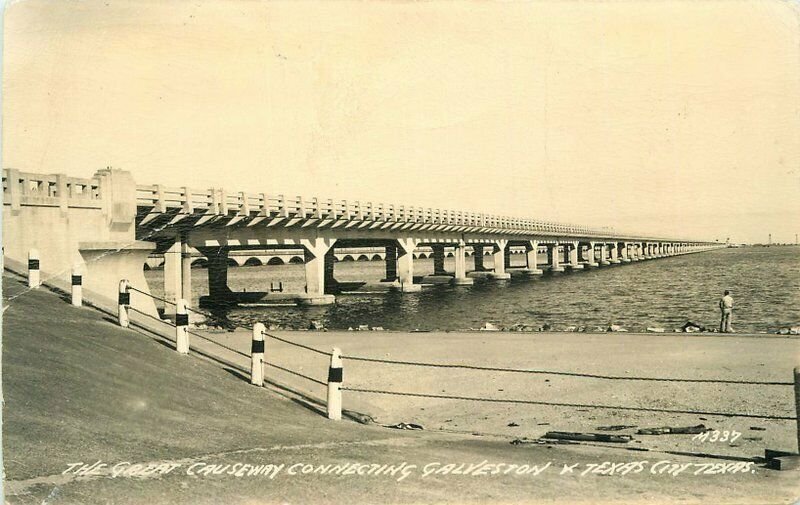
[3,168,722,314]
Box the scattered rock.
[681,321,706,333]
[357,324,370,331]
[637,424,708,435]
[646,327,666,333]
[480,322,500,331]
[507,422,520,427]
[386,422,424,430]
[750,426,766,431]
[371,326,385,331]
[308,320,324,330]
[597,425,637,431]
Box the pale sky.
[3,0,800,243]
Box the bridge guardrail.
[132,181,712,243]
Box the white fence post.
[71,265,82,307]
[28,249,40,288]
[118,279,130,328]
[176,299,189,354]
[327,347,343,420]
[251,323,266,386]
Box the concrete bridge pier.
[300,238,337,305]
[432,245,447,276]
[620,243,631,262]
[324,248,339,294]
[397,238,422,292]
[382,244,398,282]
[472,245,488,272]
[631,243,641,261]
[547,243,564,273]
[599,243,611,266]
[490,240,511,279]
[522,240,544,275]
[451,240,473,285]
[609,242,621,264]
[198,246,235,302]
[567,241,583,270]
[585,242,599,267]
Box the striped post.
[118,279,130,328]
[70,265,83,307]
[251,323,266,386]
[794,367,800,453]
[28,249,40,288]
[327,347,343,420]
[175,299,189,354]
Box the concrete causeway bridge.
[3,168,722,314]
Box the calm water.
[144,246,800,333]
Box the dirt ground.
[3,273,800,505]
[186,327,800,459]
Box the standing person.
[719,290,734,333]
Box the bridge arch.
[341,255,355,262]
[357,254,370,261]
[371,254,382,261]
[191,258,208,268]
[266,257,285,266]
[243,257,263,267]
[289,256,304,264]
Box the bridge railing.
[136,182,679,239]
[3,169,103,210]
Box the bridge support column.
[452,240,473,285]
[432,245,447,275]
[383,244,398,282]
[196,247,234,303]
[609,243,620,263]
[490,240,511,279]
[524,240,543,275]
[163,234,182,316]
[567,241,583,269]
[324,248,339,294]
[503,244,512,271]
[586,242,599,267]
[599,243,610,266]
[397,238,421,292]
[547,243,564,272]
[300,238,337,304]
[620,243,631,262]
[472,245,487,271]
[631,244,640,261]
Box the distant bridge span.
[3,168,722,313]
